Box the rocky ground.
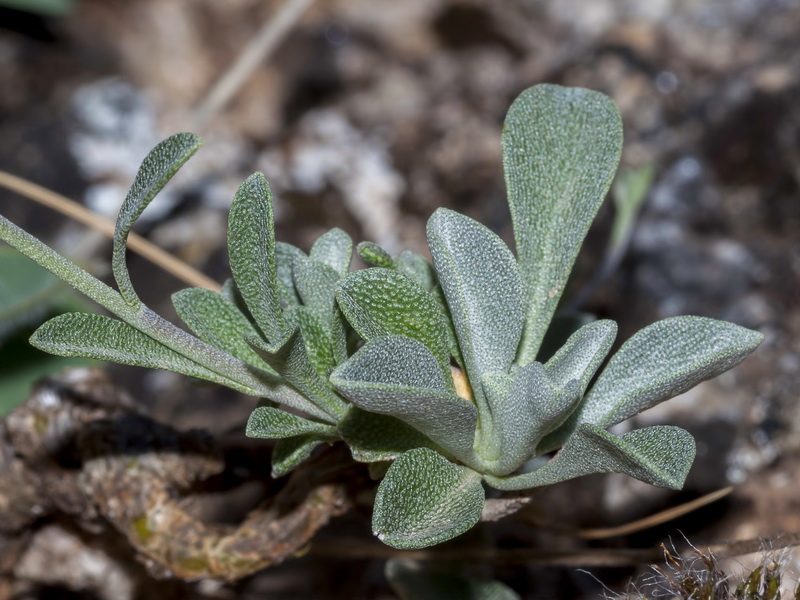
[0,0,799,598]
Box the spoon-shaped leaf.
[373,448,485,549]
[503,85,622,364]
[113,133,202,307]
[228,172,285,345]
[485,423,695,491]
[427,208,523,415]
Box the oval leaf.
[356,241,395,268]
[310,228,353,275]
[373,448,485,549]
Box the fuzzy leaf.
[387,560,520,600]
[486,423,695,491]
[330,335,477,460]
[431,285,464,368]
[293,255,340,317]
[339,407,439,462]
[228,172,285,345]
[503,85,623,363]
[172,287,273,371]
[113,133,202,307]
[575,316,764,429]
[275,242,305,309]
[544,319,617,394]
[395,250,436,292]
[295,306,337,376]
[310,228,353,275]
[427,209,523,410]
[479,365,580,476]
[356,241,394,268]
[271,435,326,478]
[337,268,452,376]
[0,216,129,317]
[0,216,290,398]
[249,330,347,421]
[29,312,256,393]
[373,448,485,549]
[246,406,337,439]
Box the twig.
[523,486,734,540]
[192,0,316,128]
[0,170,222,292]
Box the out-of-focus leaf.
[310,228,352,275]
[611,164,655,250]
[387,560,521,600]
[271,435,327,478]
[0,0,73,16]
[0,248,69,344]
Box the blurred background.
[0,0,799,598]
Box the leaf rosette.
[0,84,764,550]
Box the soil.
[0,0,799,598]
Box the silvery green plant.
[0,84,762,552]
